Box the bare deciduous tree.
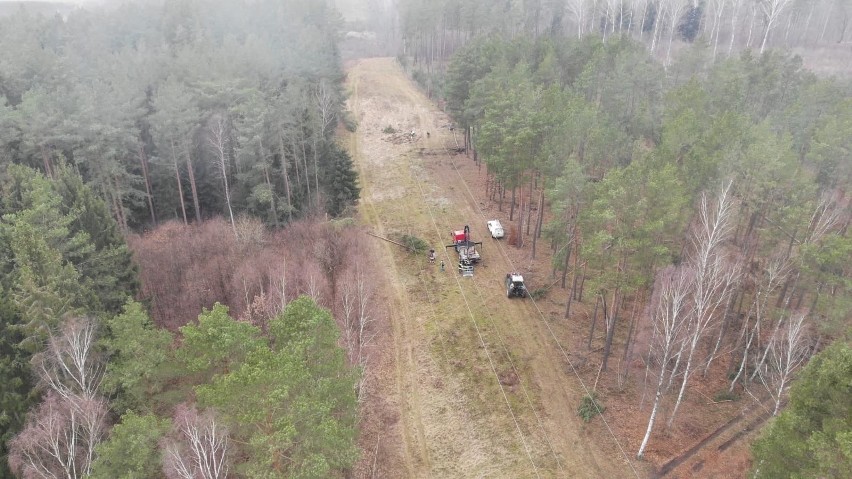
[340,266,378,401]
[728,0,746,55]
[757,0,796,53]
[664,0,689,64]
[9,392,108,479]
[207,113,237,237]
[707,0,729,57]
[312,79,337,206]
[566,0,587,37]
[804,191,847,246]
[668,183,738,427]
[757,313,811,415]
[162,404,231,479]
[729,257,789,391]
[35,316,104,401]
[637,267,691,458]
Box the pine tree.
[322,143,360,217]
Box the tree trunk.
[638,353,669,458]
[536,182,545,239]
[313,134,320,208]
[518,186,525,248]
[220,152,236,237]
[650,3,664,52]
[280,133,294,220]
[40,145,54,179]
[170,139,188,225]
[704,291,736,376]
[184,139,202,222]
[622,295,640,373]
[560,232,573,288]
[258,138,279,228]
[602,288,619,372]
[746,7,757,49]
[510,185,517,221]
[588,294,600,349]
[301,132,311,206]
[729,2,740,55]
[760,21,773,53]
[525,180,534,240]
[668,344,697,427]
[137,144,157,225]
[112,175,128,231]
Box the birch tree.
[756,312,811,415]
[313,79,337,207]
[728,0,746,55]
[668,183,738,427]
[757,0,796,53]
[707,0,729,57]
[162,404,231,479]
[729,257,789,391]
[207,114,237,236]
[665,0,689,65]
[8,392,109,479]
[567,0,587,37]
[35,316,104,402]
[637,267,691,458]
[339,266,378,401]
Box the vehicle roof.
[509,273,524,282]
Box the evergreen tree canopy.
[196,296,359,477]
[752,341,852,478]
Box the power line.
[407,152,565,474]
[411,157,543,478]
[443,142,643,479]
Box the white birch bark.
[668,183,738,427]
[207,114,237,237]
[758,0,796,53]
[36,316,104,402]
[756,313,811,415]
[637,268,691,458]
[163,405,231,479]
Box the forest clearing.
[345,56,632,478]
[1,1,850,478]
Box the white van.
[486,220,504,239]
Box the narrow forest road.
[345,58,645,478]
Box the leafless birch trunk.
[313,79,337,207]
[729,258,788,391]
[709,0,728,58]
[163,404,231,479]
[9,393,109,479]
[665,0,688,65]
[758,0,796,53]
[207,114,237,237]
[668,183,738,428]
[757,313,810,415]
[637,268,691,458]
[340,267,378,401]
[35,316,104,402]
[728,0,744,55]
[170,139,188,224]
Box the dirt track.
[345,58,647,478]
